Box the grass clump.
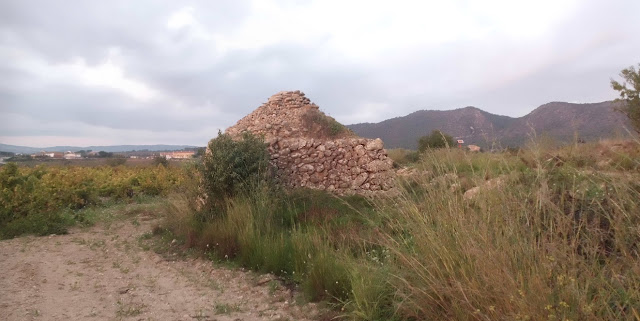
[302,109,354,138]
[386,148,419,167]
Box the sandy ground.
[0,212,321,321]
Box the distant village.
[0,149,203,165]
[28,150,198,160]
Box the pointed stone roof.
[225,90,354,141]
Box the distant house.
[36,151,64,158]
[63,151,82,159]
[160,151,195,159]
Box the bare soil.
[0,211,321,321]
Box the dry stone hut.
[225,90,396,195]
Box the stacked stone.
[265,137,394,194]
[226,91,396,196]
[225,90,319,141]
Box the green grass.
[386,148,419,167]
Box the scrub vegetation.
[2,134,640,320]
[161,134,640,320]
[0,162,189,238]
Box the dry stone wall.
[226,91,396,195]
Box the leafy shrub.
[201,131,272,214]
[417,130,455,151]
[611,63,640,134]
[152,155,169,167]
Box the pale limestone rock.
[352,172,369,188]
[365,138,384,151]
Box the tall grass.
[164,183,397,319]
[165,139,640,320]
[382,141,640,320]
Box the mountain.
[347,101,632,149]
[0,144,199,154]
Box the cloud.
[1,0,639,146]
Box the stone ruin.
[225,90,396,195]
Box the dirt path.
[0,211,321,321]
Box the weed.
[268,280,280,295]
[301,109,354,138]
[116,300,145,317]
[213,302,241,315]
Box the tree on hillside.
[611,64,640,134]
[417,130,455,152]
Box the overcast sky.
[1,0,639,147]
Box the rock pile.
[225,91,396,195]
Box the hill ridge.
[347,100,631,149]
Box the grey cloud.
[1,0,250,64]
[1,0,640,146]
[3,84,229,132]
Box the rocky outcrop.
[226,91,396,195]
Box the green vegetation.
[385,141,640,320]
[386,148,419,166]
[3,134,640,320]
[162,137,640,320]
[201,131,273,213]
[96,151,113,158]
[152,155,169,167]
[213,303,242,315]
[0,162,187,238]
[302,109,353,138]
[417,130,456,151]
[611,63,640,134]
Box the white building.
[63,151,82,159]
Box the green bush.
[417,130,455,152]
[201,131,272,214]
[152,155,169,168]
